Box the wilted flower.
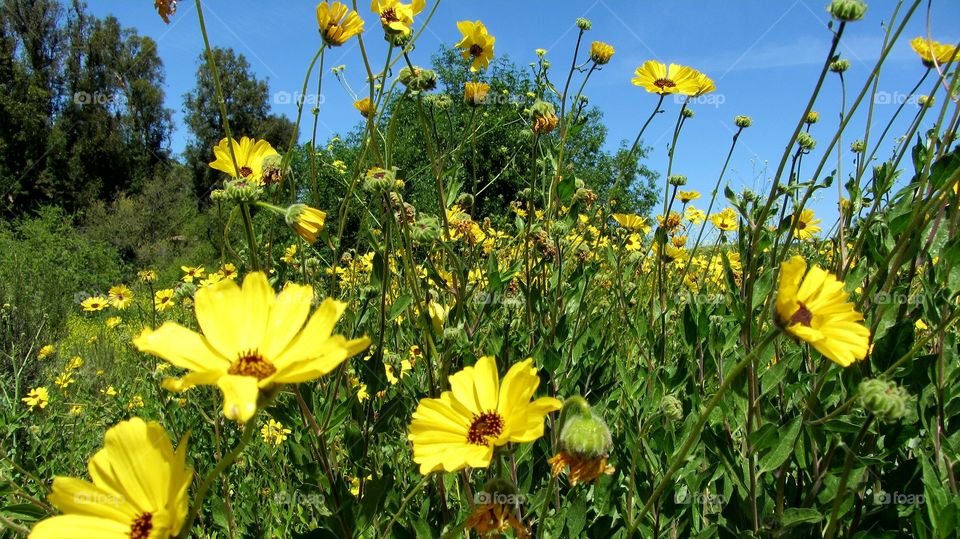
[285,204,328,244]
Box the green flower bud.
[850,140,866,153]
[411,214,441,244]
[681,107,695,118]
[223,178,263,203]
[398,66,437,92]
[858,379,912,424]
[830,58,851,73]
[806,111,820,124]
[917,95,934,108]
[661,395,683,422]
[362,167,398,194]
[735,115,753,128]
[576,18,592,31]
[386,31,411,47]
[797,131,817,151]
[669,175,688,187]
[557,396,613,459]
[829,0,868,22]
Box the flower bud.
[398,66,437,93]
[411,214,441,244]
[223,178,263,203]
[362,167,398,194]
[829,0,868,22]
[669,175,688,187]
[917,95,934,108]
[858,379,912,423]
[806,111,820,124]
[830,58,851,73]
[850,140,866,153]
[557,397,612,459]
[797,131,817,151]
[681,107,695,119]
[589,41,614,65]
[576,18,592,31]
[661,395,683,421]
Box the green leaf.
[759,416,801,472]
[388,294,413,320]
[780,507,823,527]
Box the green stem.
[240,203,260,272]
[194,0,239,174]
[823,415,873,539]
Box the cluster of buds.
[398,66,437,93]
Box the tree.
[183,47,296,204]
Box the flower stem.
[177,417,258,539]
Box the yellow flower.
[589,41,614,65]
[281,244,298,265]
[775,256,871,367]
[27,418,193,539]
[208,137,279,184]
[354,97,375,118]
[37,344,55,360]
[102,385,118,397]
[684,206,706,224]
[613,213,651,234]
[427,301,448,333]
[134,272,370,422]
[316,1,365,46]
[199,271,224,288]
[710,208,739,232]
[632,60,703,95]
[22,387,49,410]
[349,474,372,497]
[371,0,425,36]
[127,395,144,410]
[81,296,109,312]
[106,316,122,329]
[915,319,929,331]
[108,284,134,310]
[407,356,562,474]
[180,265,205,283]
[794,209,822,240]
[678,190,700,203]
[549,452,615,486]
[286,204,327,244]
[691,72,716,96]
[137,269,157,283]
[260,418,291,446]
[456,20,495,71]
[69,404,83,416]
[154,289,175,311]
[67,356,84,371]
[464,81,490,106]
[909,37,960,68]
[220,263,238,280]
[54,372,75,389]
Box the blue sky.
[88,0,959,223]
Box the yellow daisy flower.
[27,418,193,539]
[710,208,739,232]
[208,137,279,184]
[22,387,49,410]
[134,272,370,422]
[354,97,375,118]
[37,344,55,360]
[589,41,614,65]
[678,190,701,203]
[775,256,871,367]
[909,37,960,68]
[180,266,205,283]
[464,81,490,106]
[684,206,706,224]
[108,284,134,310]
[612,213,651,234]
[632,60,702,95]
[154,289,175,312]
[285,204,327,244]
[260,418,291,446]
[370,0,425,36]
[137,269,157,283]
[316,1,365,47]
[81,296,109,312]
[407,356,562,474]
[455,20,495,72]
[794,209,822,240]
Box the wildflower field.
[2,0,960,537]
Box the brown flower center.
[129,512,153,539]
[467,411,505,445]
[239,166,253,177]
[654,78,676,89]
[469,44,484,57]
[791,302,813,327]
[381,8,398,23]
[228,350,276,380]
